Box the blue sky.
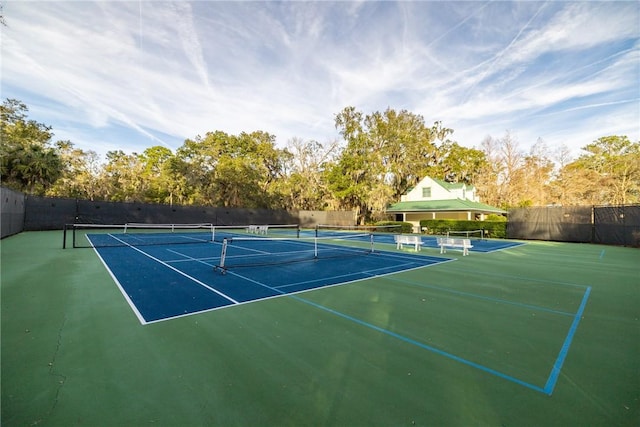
[1,1,638,160]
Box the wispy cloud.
[1,1,638,159]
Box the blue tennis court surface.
[89,233,454,324]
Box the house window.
[422,187,431,198]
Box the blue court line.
[292,295,547,394]
[543,286,591,395]
[384,276,576,317]
[171,241,588,395]
[225,268,545,394]
[292,285,592,396]
[178,252,587,395]
[439,268,590,289]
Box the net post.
[220,237,228,268]
[63,223,68,249]
[314,236,318,258]
[216,237,229,272]
[370,233,374,253]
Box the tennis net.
[64,223,216,248]
[212,224,300,242]
[316,224,403,237]
[446,229,484,240]
[214,233,374,272]
[63,223,300,248]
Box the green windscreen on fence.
[507,206,592,243]
[508,205,640,247]
[594,205,640,247]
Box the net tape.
[66,223,299,248]
[215,233,374,272]
[446,229,484,239]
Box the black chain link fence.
[3,187,637,247]
[1,187,25,238]
[507,205,640,247]
[0,189,355,236]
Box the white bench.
[247,225,268,234]
[394,234,423,251]
[437,237,473,256]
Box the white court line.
[89,237,148,325]
[275,259,443,290]
[91,235,453,324]
[104,234,239,305]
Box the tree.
[366,111,444,199]
[474,135,503,207]
[516,139,554,206]
[437,141,488,185]
[329,107,378,222]
[476,131,526,208]
[7,98,638,215]
[47,140,101,200]
[569,135,640,205]
[175,130,290,208]
[97,150,146,202]
[139,146,175,204]
[548,144,574,205]
[0,98,62,194]
[331,106,444,223]
[553,161,602,205]
[11,144,62,194]
[280,138,338,210]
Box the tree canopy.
[2,98,638,221]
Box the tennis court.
[2,229,638,426]
[84,225,453,323]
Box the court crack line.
[43,316,68,423]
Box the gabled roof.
[387,199,506,213]
[431,177,475,192]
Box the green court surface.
[1,230,638,426]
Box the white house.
[387,177,505,229]
[400,177,481,204]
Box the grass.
[1,230,638,426]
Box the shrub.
[419,219,506,238]
[374,221,413,233]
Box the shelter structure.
[386,177,506,230]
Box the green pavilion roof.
[387,199,506,213]
[431,177,474,191]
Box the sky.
[1,1,639,161]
